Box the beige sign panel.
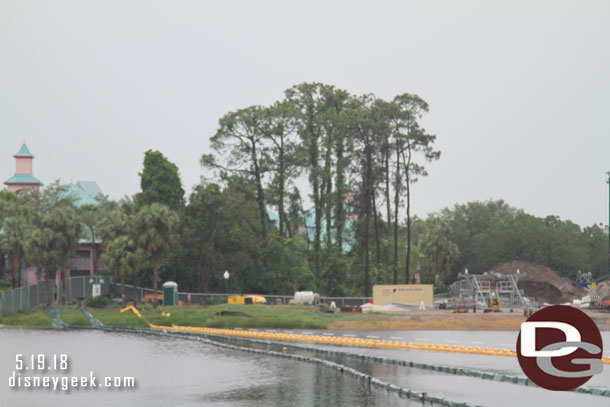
[372,284,433,306]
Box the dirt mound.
[489,261,586,304]
[518,281,563,305]
[591,278,610,301]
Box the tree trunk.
[385,149,391,227]
[133,267,139,304]
[304,102,322,277]
[91,230,97,276]
[121,272,126,306]
[335,137,345,253]
[324,138,333,250]
[313,175,321,278]
[251,141,267,240]
[393,139,401,284]
[61,256,67,305]
[364,192,371,298]
[153,260,159,308]
[372,193,381,268]
[44,267,50,306]
[363,141,373,298]
[278,141,285,237]
[12,245,19,288]
[403,146,413,284]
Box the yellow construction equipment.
[227,295,267,305]
[485,289,503,312]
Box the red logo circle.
[516,305,603,391]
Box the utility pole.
[607,172,610,275]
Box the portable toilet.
[163,281,178,306]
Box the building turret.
[4,143,42,193]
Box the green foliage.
[198,82,443,296]
[0,191,33,288]
[85,295,111,308]
[136,203,179,306]
[60,308,92,326]
[202,106,272,239]
[471,212,590,278]
[0,279,11,290]
[136,150,185,211]
[102,235,137,304]
[420,216,459,287]
[1,308,53,328]
[136,203,180,267]
[11,82,608,301]
[261,235,314,294]
[207,296,228,306]
[429,200,610,282]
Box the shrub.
[85,295,111,308]
[207,295,228,306]
[318,304,330,312]
[0,280,11,291]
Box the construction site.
[447,261,610,312]
[363,261,610,316]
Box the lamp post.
[223,271,230,295]
[607,172,610,275]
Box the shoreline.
[1,305,608,331]
[331,309,610,331]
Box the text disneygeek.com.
[8,354,136,391]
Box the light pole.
[223,271,230,295]
[607,172,610,275]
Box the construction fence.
[0,276,371,315]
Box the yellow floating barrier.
[119,305,142,318]
[119,306,610,365]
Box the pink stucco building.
[3,143,105,286]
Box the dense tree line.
[409,200,609,290]
[0,177,179,307]
[201,83,439,296]
[2,83,607,300]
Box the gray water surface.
[1,329,608,407]
[0,329,422,407]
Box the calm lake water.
[0,329,422,407]
[0,329,608,407]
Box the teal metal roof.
[266,209,280,224]
[79,226,102,244]
[4,173,42,184]
[14,143,33,157]
[77,181,103,200]
[64,183,100,207]
[266,206,355,253]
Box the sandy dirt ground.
[328,309,610,331]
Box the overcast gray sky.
[2,1,609,227]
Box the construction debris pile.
[491,261,587,305]
[591,277,610,301]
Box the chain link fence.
[1,276,371,315]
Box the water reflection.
[0,330,415,407]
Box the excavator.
[485,289,503,312]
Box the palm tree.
[136,203,179,307]
[130,247,147,304]
[78,204,102,276]
[48,206,81,305]
[102,235,135,306]
[24,223,57,306]
[0,192,31,288]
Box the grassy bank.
[0,304,384,330]
[0,308,54,328]
[5,304,604,331]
